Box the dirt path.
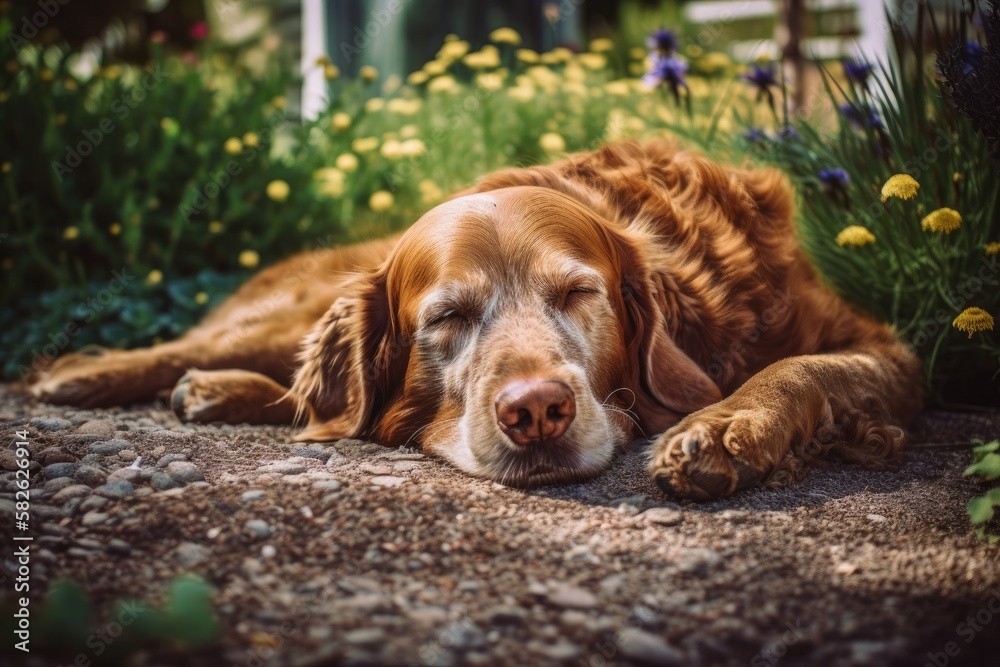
[2,385,999,667]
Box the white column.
[301,0,328,121]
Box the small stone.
[30,417,73,431]
[93,481,134,499]
[52,485,92,503]
[166,461,204,484]
[361,463,394,475]
[369,475,408,487]
[117,449,138,462]
[312,479,343,492]
[40,447,78,465]
[343,627,386,645]
[67,547,95,558]
[76,538,103,550]
[76,420,115,436]
[716,509,750,523]
[107,539,132,556]
[151,472,182,491]
[0,450,18,471]
[258,460,308,475]
[175,542,211,566]
[32,504,67,519]
[81,511,109,527]
[618,628,685,666]
[545,584,598,609]
[89,439,131,456]
[867,514,887,523]
[43,476,77,495]
[392,461,421,472]
[384,452,425,461]
[529,640,581,661]
[641,507,684,526]
[156,453,188,468]
[43,462,80,479]
[240,490,267,503]
[261,544,277,558]
[107,467,142,484]
[74,465,108,487]
[675,547,722,574]
[244,519,272,539]
[440,621,485,649]
[79,495,109,512]
[292,445,331,462]
[488,605,529,625]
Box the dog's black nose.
[495,379,576,446]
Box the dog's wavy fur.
[28,141,923,499]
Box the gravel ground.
[2,383,999,667]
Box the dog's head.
[290,186,720,485]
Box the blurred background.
[1,0,998,406]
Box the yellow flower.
[324,64,340,79]
[428,75,460,93]
[577,53,607,70]
[920,208,962,234]
[315,55,331,67]
[629,47,647,60]
[314,168,345,198]
[476,72,504,91]
[463,48,501,69]
[400,124,419,138]
[550,47,574,63]
[238,250,260,269]
[419,179,443,205]
[63,226,79,240]
[266,179,290,202]
[360,65,378,81]
[508,85,536,103]
[351,136,379,153]
[243,132,259,147]
[590,38,614,52]
[539,132,566,153]
[490,27,521,45]
[696,52,734,75]
[399,138,426,158]
[443,33,459,42]
[835,225,876,247]
[387,98,422,115]
[364,97,385,113]
[952,307,995,338]
[195,292,209,305]
[335,153,359,173]
[382,74,402,94]
[332,112,351,131]
[437,40,470,61]
[986,242,1000,256]
[605,80,631,97]
[881,174,920,202]
[224,137,243,155]
[408,70,430,85]
[369,190,394,212]
[515,49,539,63]
[272,96,287,110]
[380,139,403,160]
[146,269,163,285]
[109,223,121,236]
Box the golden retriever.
[29,141,923,499]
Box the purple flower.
[744,128,768,143]
[843,58,875,85]
[777,125,801,141]
[839,103,883,130]
[819,167,850,187]
[742,62,778,92]
[646,29,677,55]
[644,53,688,88]
[961,41,984,74]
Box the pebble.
[240,490,268,503]
[0,450,17,471]
[392,461,422,472]
[52,485,93,503]
[32,504,67,519]
[717,509,751,523]
[545,584,598,609]
[76,420,116,436]
[641,507,685,526]
[292,445,331,463]
[361,463,394,476]
[107,467,142,484]
[261,545,277,558]
[89,439,131,456]
[440,621,486,649]
[244,520,272,539]
[529,640,581,661]
[43,476,77,495]
[312,480,343,492]
[107,539,132,556]
[79,495,109,512]
[384,452,425,461]
[81,511,109,527]
[30,417,73,431]
[117,449,138,462]
[369,475,408,487]
[67,547,95,558]
[151,472,182,491]
[76,538,103,550]
[867,514,888,523]
[175,542,212,566]
[74,465,108,487]
[93,481,134,499]
[40,447,78,465]
[156,453,188,468]
[488,605,529,625]
[617,628,685,666]
[674,547,722,574]
[258,461,307,475]
[165,461,204,484]
[343,627,386,645]
[43,462,80,479]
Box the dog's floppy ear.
[621,267,722,431]
[289,272,404,442]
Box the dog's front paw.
[649,406,782,501]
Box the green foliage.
[964,440,1000,543]
[24,575,220,662]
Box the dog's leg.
[649,340,922,501]
[170,369,295,425]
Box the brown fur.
[28,141,923,499]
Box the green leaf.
[964,453,1000,480]
[162,575,219,648]
[967,488,1000,525]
